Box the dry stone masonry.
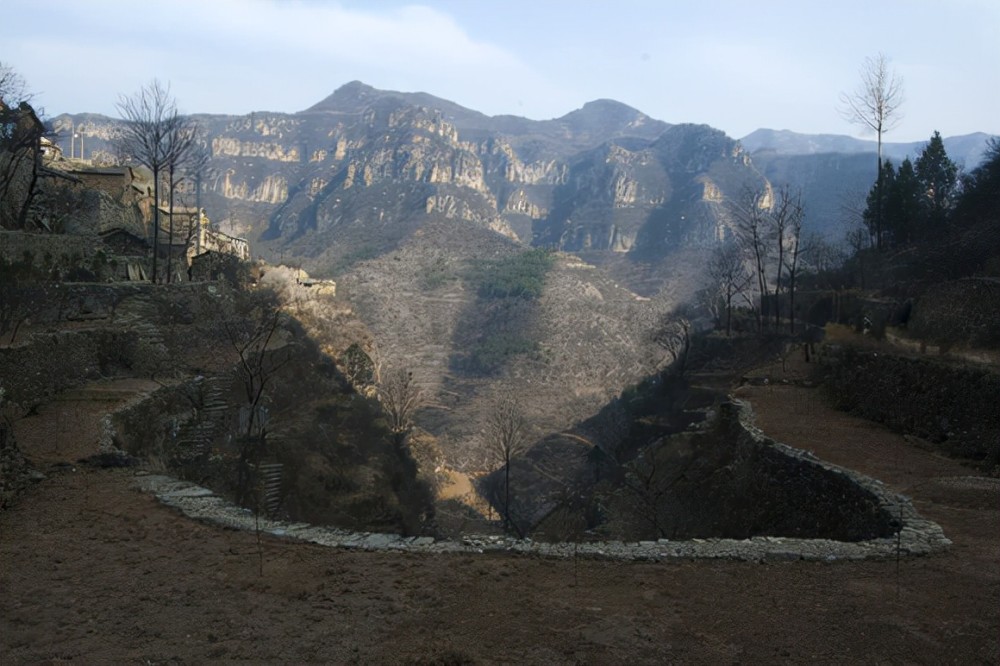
[127,397,951,563]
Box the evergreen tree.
[952,138,999,228]
[863,159,895,247]
[915,131,958,234]
[885,158,922,246]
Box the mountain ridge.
[741,127,996,168]
[48,81,995,263]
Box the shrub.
[473,248,553,300]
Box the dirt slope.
[1,376,997,664]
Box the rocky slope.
[336,218,684,466]
[49,84,767,453]
[52,82,761,280]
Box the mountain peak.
[563,98,644,122]
[302,81,380,113]
[557,98,667,142]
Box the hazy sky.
[3,0,997,142]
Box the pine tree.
[915,131,958,235]
[953,138,1000,228]
[885,158,922,246]
[863,159,896,247]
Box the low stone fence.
[125,398,951,562]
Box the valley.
[2,61,999,664]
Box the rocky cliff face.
[52,82,764,281]
[47,85,769,473]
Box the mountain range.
[52,81,995,263]
[47,84,996,434]
[41,82,998,514]
[741,128,994,167]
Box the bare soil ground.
[2,371,998,664]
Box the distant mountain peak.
[741,127,997,167]
[580,98,640,112]
[302,80,381,113]
[562,98,646,122]
[557,98,667,141]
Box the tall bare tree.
[780,192,807,333]
[839,53,904,250]
[487,391,529,535]
[730,186,771,329]
[181,135,214,256]
[163,122,198,282]
[116,80,193,283]
[770,185,806,329]
[707,243,751,336]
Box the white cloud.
[2,0,996,137]
[3,0,559,118]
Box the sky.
[2,0,998,142]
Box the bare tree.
[116,80,193,283]
[730,186,771,330]
[771,186,805,330]
[653,306,692,377]
[376,366,423,446]
[618,440,697,539]
[707,243,752,336]
[839,53,904,250]
[0,102,47,229]
[487,391,529,535]
[180,134,214,256]
[164,121,197,283]
[780,191,807,333]
[201,287,292,502]
[0,61,30,106]
[1,65,40,228]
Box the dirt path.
[1,378,997,664]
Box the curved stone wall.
[121,395,951,562]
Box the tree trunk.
[151,165,160,283]
[725,291,733,337]
[788,275,796,334]
[166,164,176,284]
[195,172,202,257]
[16,143,41,229]
[875,132,883,250]
[503,458,511,532]
[774,242,784,330]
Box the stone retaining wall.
[0,230,150,282]
[0,329,135,407]
[822,346,1000,468]
[908,278,1000,349]
[126,397,951,562]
